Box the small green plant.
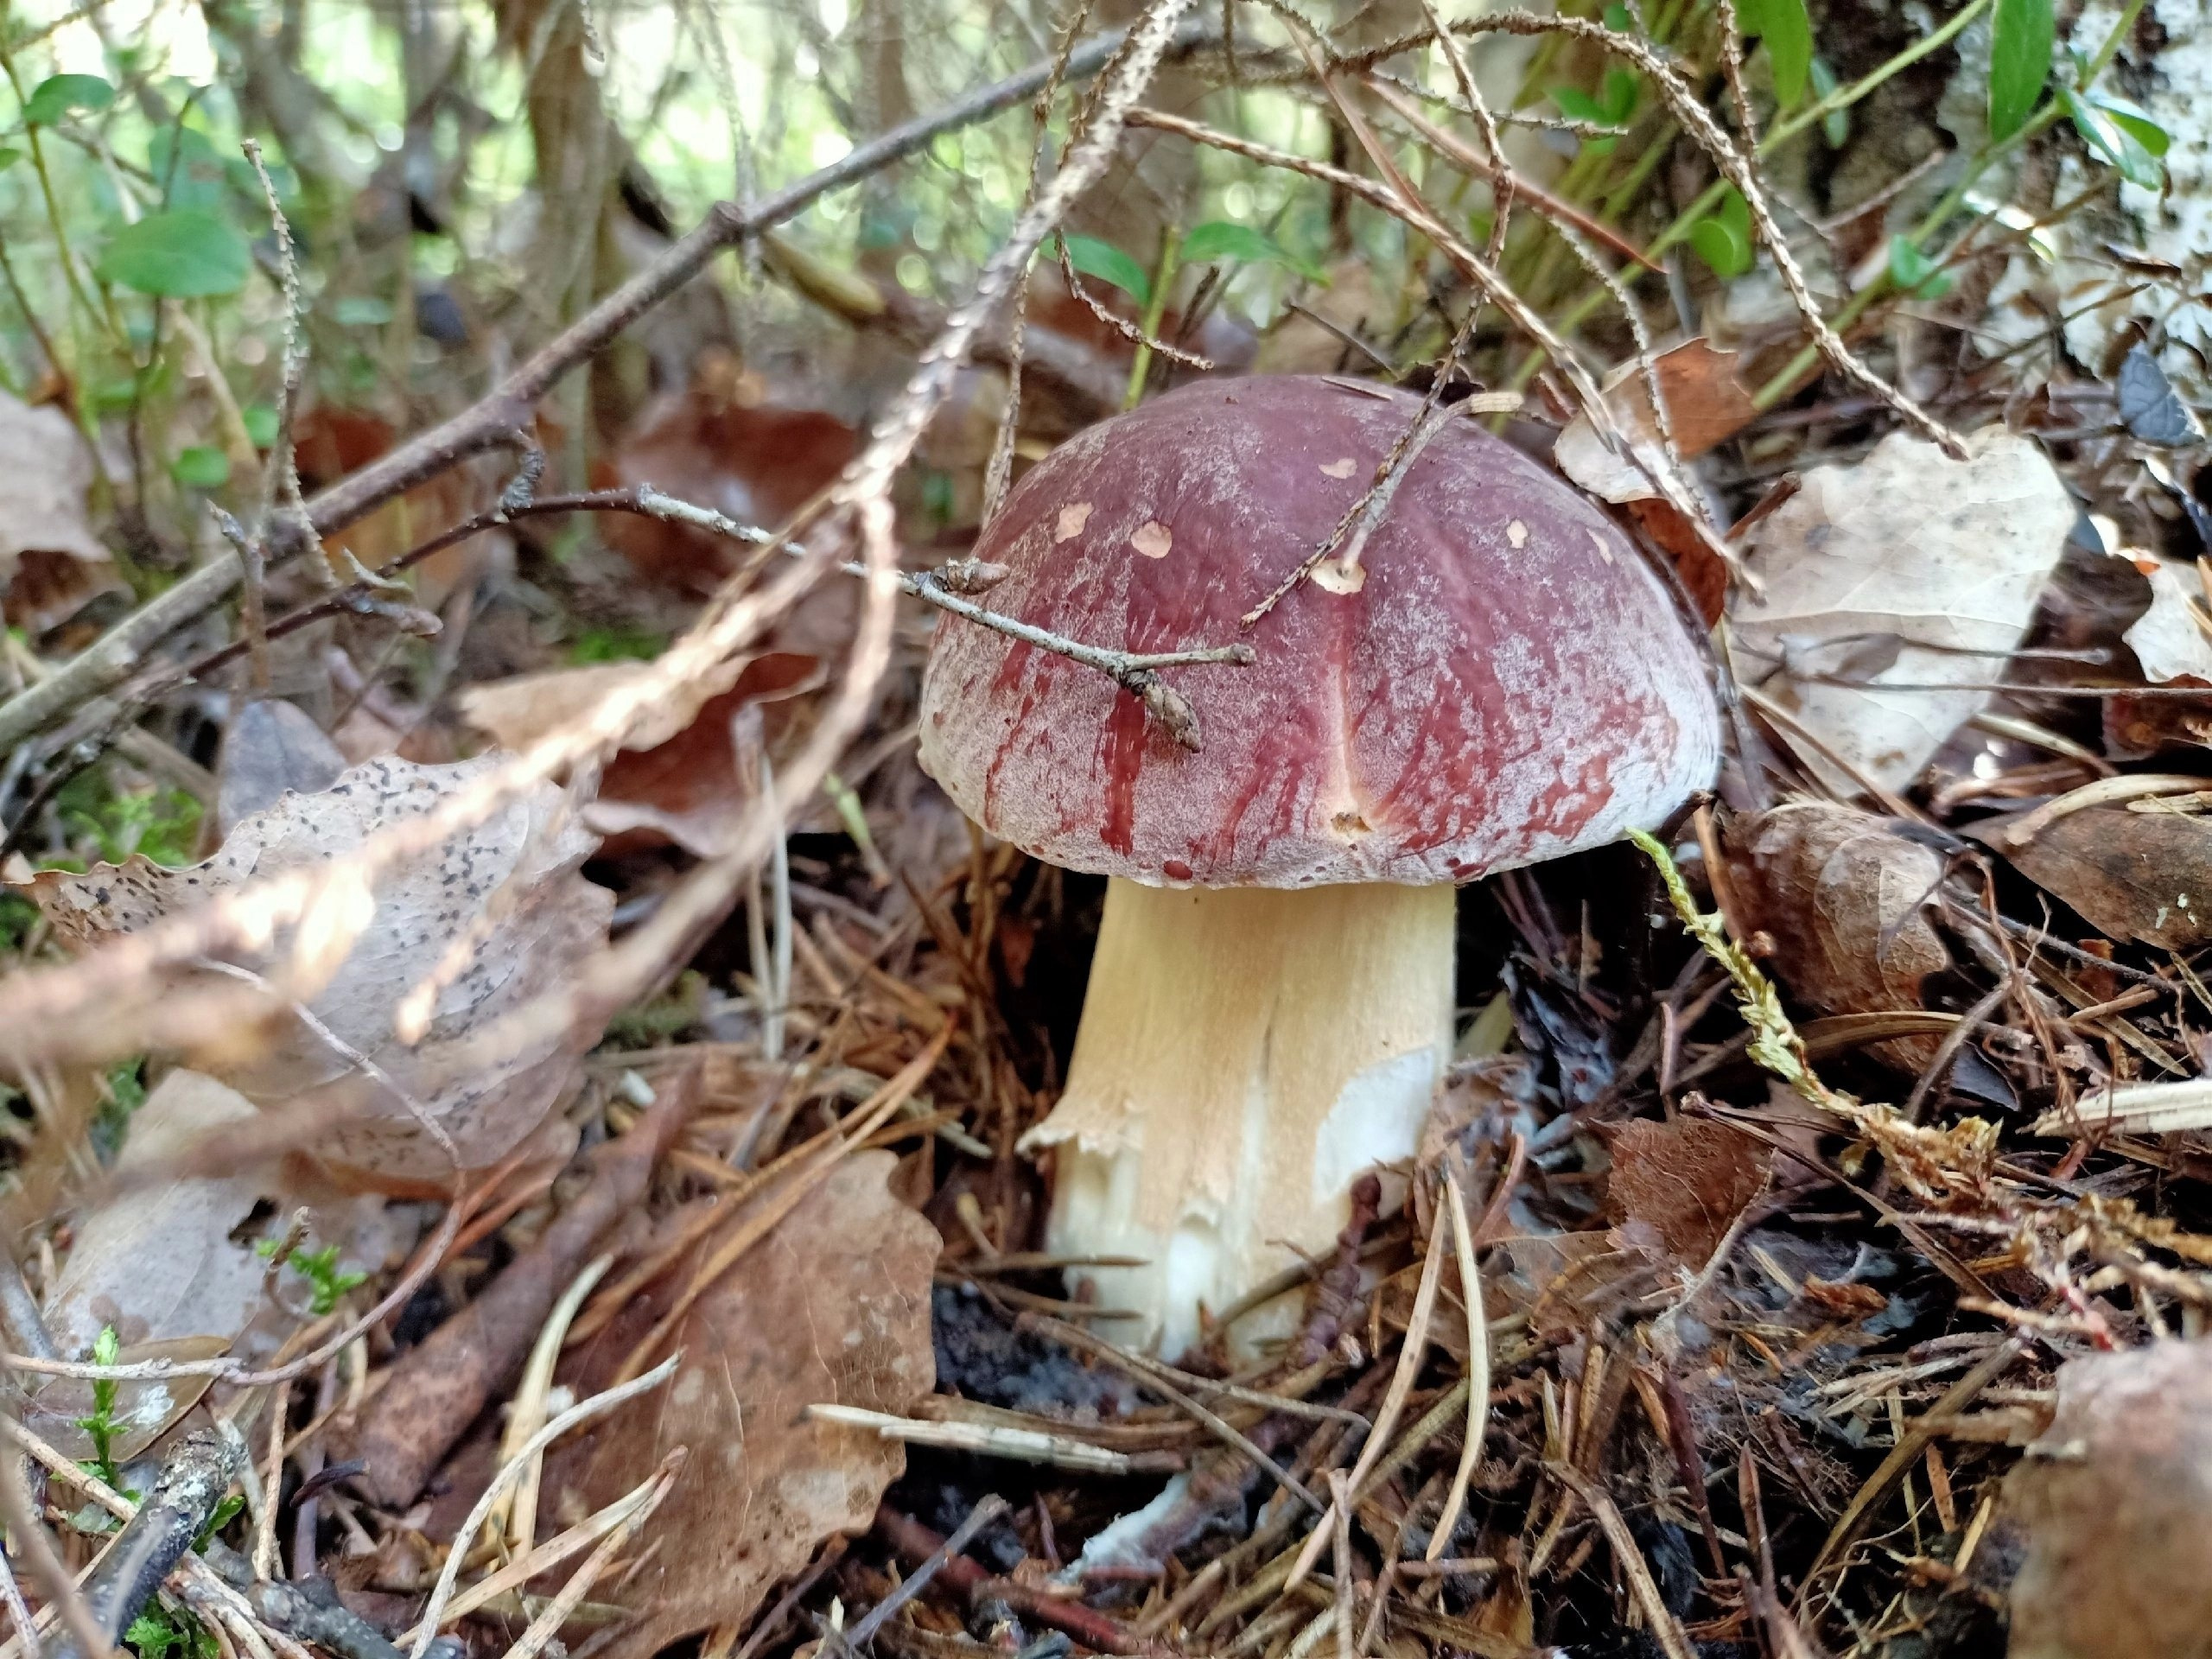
[53,770,202,868]
[569,625,667,664]
[256,1238,365,1316]
[1689,187,1755,279]
[125,1606,219,1659]
[1549,67,1640,155]
[92,1058,149,1163]
[75,1324,126,1491]
[1888,235,1955,299]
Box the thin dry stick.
[846,1494,1008,1648]
[1426,1179,1489,1561]
[400,1458,673,1639]
[1411,0,1511,265]
[1023,1317,1322,1510]
[407,1358,682,1659]
[493,1455,682,1659]
[0,1539,38,1659]
[1327,1471,1355,1659]
[1287,1200,1452,1590]
[1548,1465,1695,1659]
[251,1380,290,1580]
[488,1254,615,1557]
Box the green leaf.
[1988,0,2053,142]
[2061,85,2164,188]
[1603,2,1633,29]
[1179,219,1320,280]
[171,446,231,489]
[332,296,394,327]
[1886,235,1955,298]
[1690,187,1754,277]
[1549,83,1622,152]
[1809,57,1849,146]
[242,404,278,448]
[0,147,21,171]
[1740,0,1812,107]
[2090,92,2171,156]
[22,73,114,127]
[1053,233,1149,304]
[1599,67,1640,124]
[95,211,251,297]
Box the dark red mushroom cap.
[918,375,1720,887]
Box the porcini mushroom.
[919,375,1720,1357]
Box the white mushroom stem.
[1020,877,1456,1358]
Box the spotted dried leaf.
[546,1153,938,1659]
[1726,801,1952,1071]
[20,754,613,1183]
[459,654,821,858]
[2005,1338,2212,1659]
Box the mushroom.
[918,375,1720,1357]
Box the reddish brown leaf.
[460,652,823,856]
[1726,802,1951,1071]
[547,1150,939,1659]
[1971,804,2212,950]
[1605,1116,1769,1268]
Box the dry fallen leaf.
[460,654,821,857]
[215,699,348,840]
[549,1151,939,1659]
[0,390,126,634]
[21,754,613,1183]
[1728,428,2075,796]
[1970,804,2212,951]
[2005,1338,2212,1659]
[2122,554,2212,685]
[1552,340,1759,505]
[1604,1116,1769,1268]
[1726,801,1952,1071]
[33,1070,289,1461]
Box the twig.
[1014,1316,1323,1510]
[493,1454,681,1659]
[0,17,1224,754]
[1546,1466,1694,1659]
[46,1429,238,1659]
[406,1358,682,1659]
[846,1495,1009,1648]
[1287,1199,1452,1589]
[251,1382,289,1580]
[1426,1179,1489,1561]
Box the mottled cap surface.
[918,375,1720,887]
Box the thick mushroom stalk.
[918,377,1721,1357]
[1027,880,1452,1357]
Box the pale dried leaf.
[22,754,613,1181]
[1727,429,2075,795]
[550,1152,938,1659]
[2005,1338,2212,1659]
[35,1071,289,1459]
[0,390,124,633]
[2122,555,2212,684]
